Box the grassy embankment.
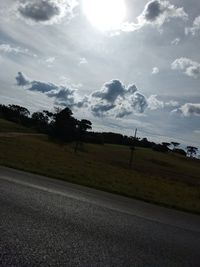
[0,118,200,213]
[0,118,33,133]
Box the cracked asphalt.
[0,167,200,267]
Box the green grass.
[0,118,200,213]
[0,118,33,133]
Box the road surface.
[0,166,200,266]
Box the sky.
[0,0,200,148]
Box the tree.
[171,142,180,150]
[186,146,198,158]
[8,104,30,118]
[79,119,92,133]
[51,107,77,142]
[161,142,171,152]
[31,111,49,132]
[162,142,171,148]
[74,119,92,152]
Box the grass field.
[0,118,33,133]
[0,118,200,213]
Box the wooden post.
[129,128,137,168]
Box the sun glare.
[82,0,126,31]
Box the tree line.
[0,104,198,158]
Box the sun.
[82,0,126,31]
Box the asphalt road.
[0,166,200,267]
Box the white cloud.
[185,16,200,36]
[0,43,32,56]
[152,67,159,74]
[46,57,55,63]
[171,57,200,78]
[171,37,180,45]
[174,103,200,117]
[148,95,179,110]
[165,100,179,107]
[148,95,164,110]
[79,57,88,65]
[120,0,188,33]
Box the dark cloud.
[91,80,147,117]
[91,103,116,117]
[127,84,137,94]
[30,81,58,93]
[144,0,163,22]
[141,0,188,25]
[18,0,60,22]
[15,71,85,108]
[131,92,148,113]
[16,72,58,92]
[92,80,125,103]
[47,87,75,107]
[47,89,88,108]
[92,80,137,104]
[17,0,77,24]
[16,72,30,86]
[15,74,150,118]
[121,0,188,32]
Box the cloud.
[91,103,116,117]
[120,0,188,32]
[148,95,179,110]
[15,73,178,118]
[17,0,78,25]
[46,57,55,63]
[79,57,88,65]
[15,71,86,108]
[171,57,200,78]
[0,43,35,57]
[171,38,180,45]
[16,72,30,86]
[165,100,179,107]
[15,72,59,93]
[131,92,148,113]
[152,67,159,74]
[174,103,200,117]
[47,87,76,107]
[92,80,127,103]
[91,80,147,117]
[185,16,200,36]
[115,108,132,118]
[28,81,58,93]
[148,95,164,110]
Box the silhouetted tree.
[74,119,92,152]
[31,111,49,132]
[153,143,169,153]
[79,120,92,133]
[8,104,30,118]
[171,142,180,150]
[0,104,31,126]
[51,107,77,142]
[140,138,152,148]
[186,146,198,158]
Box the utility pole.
[129,128,137,168]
